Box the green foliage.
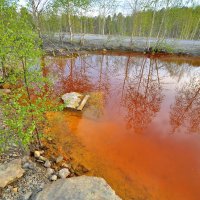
[0,0,64,153]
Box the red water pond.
[44,52,200,200]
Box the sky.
[18,0,200,16]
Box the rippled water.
[44,52,200,200]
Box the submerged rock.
[33,176,121,200]
[0,159,25,188]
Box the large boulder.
[0,159,25,188]
[32,176,122,200]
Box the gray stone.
[0,159,25,188]
[44,160,51,168]
[56,156,63,163]
[33,176,122,200]
[23,162,36,170]
[58,168,70,179]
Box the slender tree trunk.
[190,18,200,40]
[102,16,105,35]
[67,10,73,42]
[147,2,157,49]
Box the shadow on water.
[44,52,200,200]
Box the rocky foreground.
[0,148,121,200]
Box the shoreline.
[42,33,200,57]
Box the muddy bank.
[42,33,200,56]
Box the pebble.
[44,160,51,168]
[46,168,54,176]
[50,175,57,181]
[58,168,70,179]
[12,187,18,193]
[39,156,47,162]
[56,156,63,163]
[34,151,40,158]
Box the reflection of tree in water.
[44,55,94,96]
[170,73,200,134]
[122,57,163,133]
[165,62,192,82]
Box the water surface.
[44,52,200,200]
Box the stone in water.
[62,92,83,109]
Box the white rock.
[50,175,57,181]
[58,168,70,179]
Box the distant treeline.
[39,6,200,40]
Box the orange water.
[45,53,200,200]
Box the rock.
[38,156,47,162]
[44,160,51,168]
[61,92,83,109]
[0,159,25,188]
[56,156,63,163]
[46,168,54,177]
[33,176,122,200]
[58,168,70,179]
[12,187,18,193]
[23,162,36,170]
[34,151,40,158]
[50,175,57,181]
[47,137,53,142]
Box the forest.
[41,6,200,40]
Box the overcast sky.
[18,0,200,16]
